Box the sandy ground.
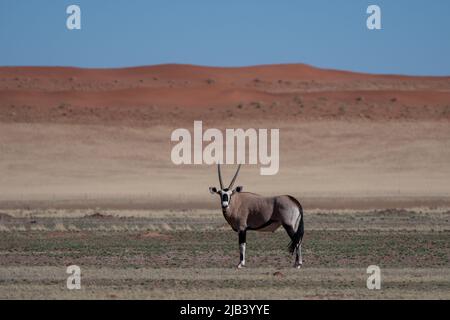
[1,64,450,203]
[0,121,449,205]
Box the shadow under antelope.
[209,164,304,268]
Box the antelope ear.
[234,186,243,193]
[209,187,218,194]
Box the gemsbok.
[209,164,304,268]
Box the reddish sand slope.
[1,64,449,125]
[1,64,450,203]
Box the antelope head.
[209,164,243,210]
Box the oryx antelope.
[209,164,304,268]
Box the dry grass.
[0,267,449,299]
[1,208,449,232]
[0,208,449,299]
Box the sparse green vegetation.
[0,209,449,299]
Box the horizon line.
[1,62,449,78]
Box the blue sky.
[0,0,449,75]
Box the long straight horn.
[228,164,241,189]
[217,163,224,189]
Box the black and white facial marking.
[219,188,232,208]
[209,186,243,210]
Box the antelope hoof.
[237,263,246,269]
[294,263,302,269]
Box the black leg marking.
[238,230,247,244]
[283,224,296,240]
[238,230,246,268]
[284,224,302,267]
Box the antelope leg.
[295,244,303,268]
[283,224,302,268]
[237,230,246,268]
[295,242,303,267]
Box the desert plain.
[0,64,449,299]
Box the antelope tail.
[287,196,304,254]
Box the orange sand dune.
[1,64,450,203]
[1,63,450,124]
